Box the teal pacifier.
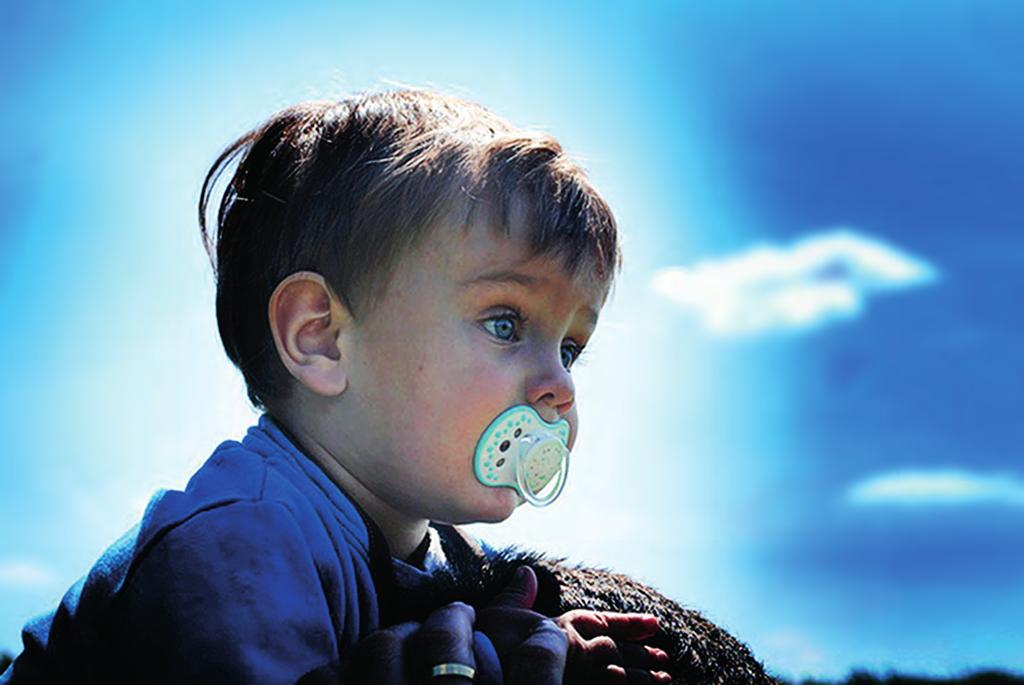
[473,405,571,507]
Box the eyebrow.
[461,269,600,327]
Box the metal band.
[431,662,476,679]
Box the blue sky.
[1,1,1021,679]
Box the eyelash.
[481,307,587,370]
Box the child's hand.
[554,609,672,685]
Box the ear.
[268,271,352,397]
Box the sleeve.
[108,501,342,684]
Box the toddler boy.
[1,89,668,683]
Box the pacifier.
[473,405,571,507]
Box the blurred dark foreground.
[0,650,1021,684]
[789,672,1024,685]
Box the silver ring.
[431,662,475,679]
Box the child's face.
[331,220,608,525]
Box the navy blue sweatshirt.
[1,415,487,684]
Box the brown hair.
[199,89,620,410]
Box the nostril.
[556,399,574,416]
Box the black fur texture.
[393,545,781,685]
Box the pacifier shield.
[473,405,570,507]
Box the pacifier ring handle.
[516,445,569,507]
[518,466,566,507]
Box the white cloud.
[847,469,1024,507]
[651,229,938,336]
[0,560,58,588]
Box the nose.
[526,353,575,423]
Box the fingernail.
[655,672,672,684]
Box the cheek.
[418,353,525,476]
[401,340,498,443]
[365,320,523,468]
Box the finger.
[581,635,622,667]
[350,621,419,682]
[607,664,673,684]
[572,639,670,685]
[472,630,503,685]
[572,611,661,641]
[408,602,476,683]
[615,642,671,669]
[476,606,549,637]
[505,618,568,685]
[475,605,551,662]
[486,566,538,610]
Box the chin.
[456,486,518,524]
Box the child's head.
[200,89,619,525]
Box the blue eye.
[561,342,582,370]
[483,313,520,342]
